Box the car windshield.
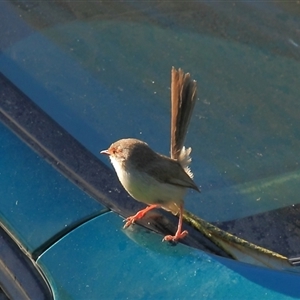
[1,1,300,238]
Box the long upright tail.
[170,67,197,174]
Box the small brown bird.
[101,67,199,241]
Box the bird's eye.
[111,147,120,154]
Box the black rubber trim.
[0,72,230,258]
[0,225,52,300]
[215,203,300,259]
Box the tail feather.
[170,67,197,160]
[170,67,197,179]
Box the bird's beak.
[100,149,110,155]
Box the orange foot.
[162,204,188,242]
[123,204,158,229]
[163,230,188,242]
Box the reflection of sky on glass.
[1,1,300,221]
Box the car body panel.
[37,212,300,299]
[0,120,103,255]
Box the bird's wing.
[166,174,200,192]
[145,156,200,192]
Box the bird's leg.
[123,204,159,228]
[163,204,188,242]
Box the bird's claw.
[162,230,188,242]
[123,216,137,229]
[123,206,157,229]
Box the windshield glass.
[1,1,300,224]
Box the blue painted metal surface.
[38,213,300,299]
[0,121,103,254]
